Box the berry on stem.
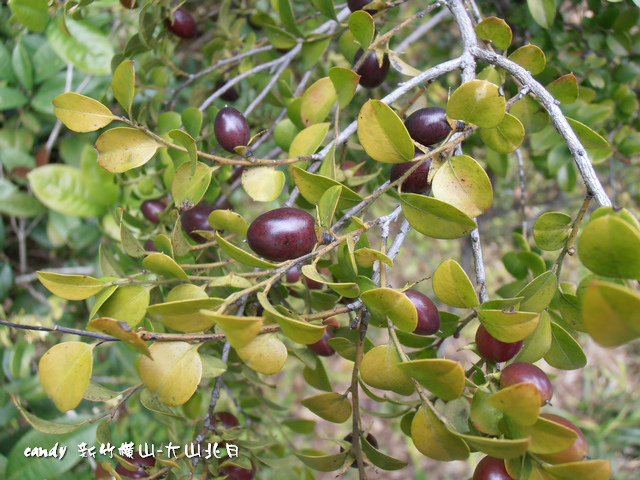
[353,48,390,89]
[308,328,335,356]
[212,411,240,429]
[214,107,251,153]
[404,107,452,147]
[475,325,523,363]
[500,362,553,406]
[141,199,165,224]
[390,157,432,194]
[473,456,514,480]
[405,290,441,335]
[181,203,215,243]
[347,0,377,13]
[165,8,197,39]
[216,78,240,103]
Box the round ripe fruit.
[246,208,316,262]
[115,454,155,479]
[308,329,335,356]
[143,239,157,252]
[390,157,432,194]
[353,48,390,89]
[181,203,215,243]
[405,290,441,335]
[212,411,240,429]
[475,325,523,363]
[219,462,255,480]
[216,79,240,102]
[141,200,165,224]
[120,0,137,8]
[473,456,514,480]
[537,414,589,464]
[340,433,379,468]
[500,362,553,406]
[347,0,376,12]
[286,265,323,289]
[214,107,251,153]
[404,107,452,146]
[165,8,197,39]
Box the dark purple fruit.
[219,461,255,480]
[216,79,240,102]
[308,328,335,356]
[165,8,197,39]
[353,48,390,89]
[115,453,155,479]
[537,414,589,464]
[390,157,432,194]
[144,239,157,252]
[475,325,523,363]
[212,411,240,429]
[405,290,441,335]
[214,107,251,153]
[286,265,323,289]
[347,0,378,13]
[246,208,316,262]
[181,203,215,243]
[500,362,553,406]
[473,456,514,480]
[120,0,137,8]
[404,107,452,146]
[340,433,379,468]
[141,200,165,224]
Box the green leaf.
[311,0,337,20]
[83,381,123,402]
[480,113,525,154]
[527,0,557,29]
[168,129,198,174]
[452,433,530,459]
[470,389,503,435]
[447,80,506,129]
[171,161,212,209]
[301,78,337,126]
[318,185,341,228]
[510,95,549,133]
[541,460,612,480]
[357,100,414,163]
[0,86,28,110]
[533,212,572,251]
[508,45,546,75]
[53,92,115,133]
[147,298,223,333]
[349,11,375,50]
[142,252,189,280]
[329,67,360,109]
[241,166,285,202]
[8,0,48,31]
[80,145,118,208]
[475,17,512,50]
[208,209,248,235]
[263,25,298,50]
[95,127,161,173]
[87,317,151,358]
[361,344,415,396]
[294,451,348,472]
[200,313,264,350]
[29,164,107,217]
[431,155,494,218]
[216,233,277,269]
[182,107,203,139]
[37,272,105,300]
[301,265,360,298]
[506,415,578,455]
[411,406,470,461]
[292,166,363,210]
[400,193,477,239]
[479,309,540,343]
[566,117,610,149]
[277,0,303,37]
[544,321,587,370]
[578,215,640,279]
[354,248,394,268]
[388,51,423,77]
[516,271,557,313]
[398,359,465,401]
[360,288,418,332]
[257,292,326,345]
[360,434,409,471]
[46,17,114,75]
[139,388,180,417]
[112,60,135,115]
[515,310,552,363]
[39,342,94,412]
[289,123,330,157]
[301,392,352,423]
[12,42,33,93]
[546,73,578,104]
[432,259,479,309]
[582,280,640,347]
[98,285,150,328]
[487,383,541,426]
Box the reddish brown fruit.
[144,239,157,252]
[120,0,137,8]
[537,414,589,464]
[473,456,514,480]
[165,8,197,39]
[308,329,335,356]
[219,461,255,480]
[216,79,240,102]
[500,362,553,406]
[404,107,452,146]
[141,200,165,224]
[181,203,215,243]
[340,433,379,468]
[246,208,316,262]
[354,48,390,89]
[212,411,240,429]
[286,265,323,289]
[347,0,377,13]
[214,107,250,153]
[390,157,432,194]
[475,325,523,363]
[405,290,441,335]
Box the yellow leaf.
[96,127,161,173]
[236,333,288,375]
[53,92,115,132]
